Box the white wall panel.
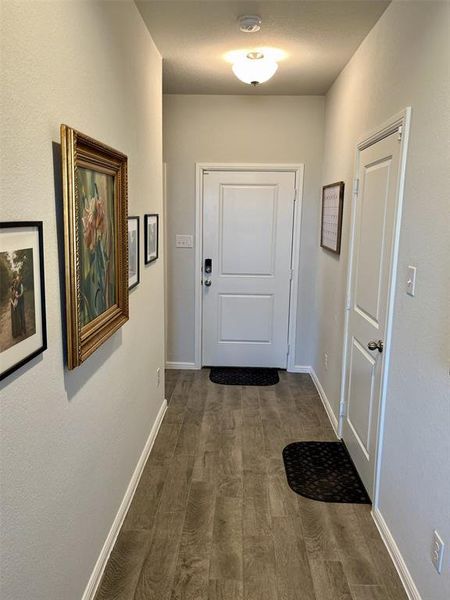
[314,3,450,598]
[0,3,164,599]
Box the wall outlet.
[324,353,328,371]
[432,530,445,573]
[156,367,161,387]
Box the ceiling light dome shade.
[232,52,278,86]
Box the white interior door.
[343,129,403,497]
[202,170,296,368]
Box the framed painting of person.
[0,222,47,381]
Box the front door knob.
[368,340,383,353]
[204,279,212,287]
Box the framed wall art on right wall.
[320,181,345,254]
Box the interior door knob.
[204,279,212,287]
[368,340,383,353]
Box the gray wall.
[314,2,450,598]
[0,2,164,599]
[163,94,325,367]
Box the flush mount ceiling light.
[232,51,278,86]
[232,16,279,85]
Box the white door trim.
[194,163,304,371]
[339,108,411,507]
[163,162,168,366]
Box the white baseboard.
[309,367,339,436]
[165,361,199,370]
[81,398,168,600]
[288,364,311,373]
[372,508,421,600]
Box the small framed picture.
[128,216,140,290]
[144,214,159,264]
[320,181,345,254]
[0,222,47,381]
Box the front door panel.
[202,170,296,368]
[220,185,276,275]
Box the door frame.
[163,162,168,366]
[194,163,304,370]
[339,108,411,505]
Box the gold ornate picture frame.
[61,125,128,369]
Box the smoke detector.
[238,15,262,33]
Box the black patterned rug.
[209,367,279,386]
[282,441,371,504]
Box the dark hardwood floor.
[95,369,407,600]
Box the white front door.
[202,169,296,368]
[343,129,403,497]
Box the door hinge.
[339,401,347,417]
[287,343,290,357]
[293,188,298,202]
[397,125,403,141]
[289,268,294,281]
[353,178,359,196]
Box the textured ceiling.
[136,0,390,95]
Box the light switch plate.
[176,234,193,248]
[407,265,416,296]
[432,530,445,574]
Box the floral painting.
[0,248,36,352]
[61,124,128,369]
[77,167,116,327]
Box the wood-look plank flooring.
[95,369,407,600]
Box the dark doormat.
[209,367,279,386]
[282,441,371,504]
